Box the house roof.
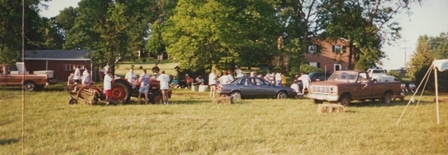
[24,50,92,61]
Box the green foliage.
[0,0,62,63]
[408,33,448,91]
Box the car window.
[253,78,265,86]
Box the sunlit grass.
[1,86,448,154]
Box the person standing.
[125,68,137,89]
[103,71,114,105]
[152,63,160,74]
[235,66,244,78]
[73,65,81,84]
[208,70,217,98]
[157,70,171,104]
[298,72,311,94]
[275,71,282,86]
[82,70,92,87]
[138,69,150,104]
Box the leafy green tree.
[316,0,413,70]
[407,33,448,91]
[162,0,279,73]
[0,0,54,63]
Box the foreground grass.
[1,88,448,154]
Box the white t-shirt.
[157,74,170,90]
[235,69,244,78]
[103,74,113,90]
[219,75,233,84]
[125,71,136,83]
[74,68,81,80]
[299,74,311,86]
[209,72,217,85]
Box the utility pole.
[401,39,409,68]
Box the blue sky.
[40,0,448,70]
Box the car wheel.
[382,92,392,104]
[277,91,288,99]
[23,81,36,91]
[340,94,351,106]
[230,91,242,101]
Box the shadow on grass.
[0,138,20,145]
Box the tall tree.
[407,33,448,91]
[0,0,53,63]
[317,0,413,70]
[162,0,279,72]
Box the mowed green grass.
[1,85,448,154]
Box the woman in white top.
[208,70,217,98]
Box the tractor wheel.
[111,79,132,104]
[150,91,163,104]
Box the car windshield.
[328,71,358,83]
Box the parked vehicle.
[307,70,402,106]
[0,62,56,91]
[219,76,297,100]
[367,68,397,82]
[308,72,332,82]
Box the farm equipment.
[68,85,102,104]
[67,78,171,105]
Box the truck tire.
[111,79,132,104]
[340,94,351,106]
[382,92,392,104]
[23,81,36,91]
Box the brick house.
[304,38,350,73]
[24,50,95,82]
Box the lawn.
[1,84,448,154]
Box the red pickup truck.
[0,63,55,91]
[307,70,402,106]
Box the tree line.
[1,0,422,75]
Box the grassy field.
[1,84,448,154]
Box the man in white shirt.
[157,70,171,104]
[235,66,244,78]
[298,73,311,94]
[103,71,114,105]
[125,68,137,89]
[73,65,81,84]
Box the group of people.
[123,65,170,105]
[67,65,93,92]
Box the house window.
[65,65,73,71]
[308,45,317,53]
[334,64,341,71]
[65,64,85,71]
[309,62,320,68]
[333,45,344,54]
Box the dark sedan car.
[219,76,297,100]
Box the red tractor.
[68,78,171,104]
[110,78,172,104]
